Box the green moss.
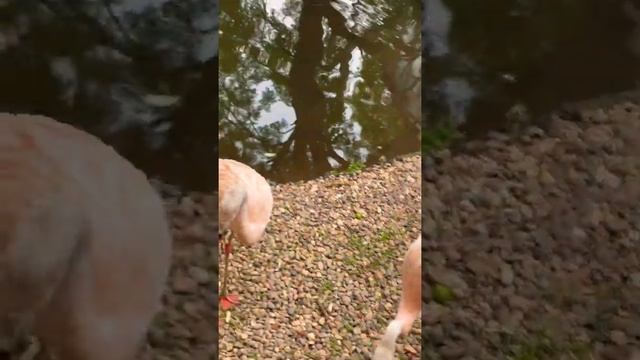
[319,280,334,294]
[328,338,341,355]
[504,331,593,360]
[378,227,397,242]
[432,283,455,304]
[333,161,366,176]
[422,121,464,154]
[346,162,365,174]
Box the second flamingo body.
[218,158,273,246]
[373,235,422,360]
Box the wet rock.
[172,275,198,294]
[428,267,469,297]
[439,343,467,359]
[180,222,208,242]
[425,303,448,325]
[610,330,628,346]
[500,264,514,286]
[188,266,210,285]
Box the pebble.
[610,330,628,346]
[189,266,211,284]
[172,275,198,294]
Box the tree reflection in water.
[423,0,640,138]
[0,0,218,191]
[219,0,421,183]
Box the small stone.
[630,273,640,288]
[182,302,202,318]
[189,267,210,285]
[595,166,621,188]
[610,330,627,346]
[439,343,466,359]
[178,197,196,216]
[405,344,418,355]
[429,267,469,296]
[182,222,207,242]
[424,303,448,324]
[539,169,555,185]
[172,275,198,294]
[571,227,588,241]
[500,264,515,285]
[583,125,613,147]
[168,324,193,339]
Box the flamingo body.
[0,113,172,359]
[218,159,273,246]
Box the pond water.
[219,0,421,183]
[0,0,217,192]
[424,0,640,139]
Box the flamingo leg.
[219,230,240,311]
[220,230,232,297]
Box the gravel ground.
[3,156,419,360]
[424,91,640,360]
[218,155,422,359]
[144,190,219,360]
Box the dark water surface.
[219,0,421,183]
[0,0,217,192]
[424,0,640,138]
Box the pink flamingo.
[373,235,422,360]
[0,113,172,360]
[218,158,273,309]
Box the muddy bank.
[218,155,422,359]
[424,91,640,359]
